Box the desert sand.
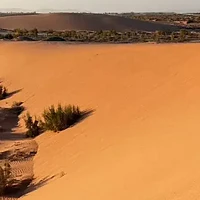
[0,42,200,200]
[0,13,180,32]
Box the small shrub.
[24,113,41,138]
[0,85,8,100]
[0,162,11,195]
[24,104,84,137]
[28,28,38,37]
[4,34,14,40]
[42,104,82,132]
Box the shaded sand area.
[0,87,37,199]
[0,42,200,200]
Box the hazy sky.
[0,0,200,13]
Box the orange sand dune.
[0,13,180,31]
[0,43,200,200]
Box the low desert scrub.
[23,113,41,138]
[0,85,8,100]
[42,104,82,132]
[24,104,83,137]
[0,162,12,196]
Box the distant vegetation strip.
[1,28,200,43]
[0,12,38,17]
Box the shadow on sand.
[71,108,95,128]
[0,88,25,141]
[0,106,25,141]
[6,88,23,99]
[22,175,57,196]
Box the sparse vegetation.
[1,12,200,43]
[1,26,200,43]
[23,113,41,138]
[0,82,36,198]
[42,104,82,132]
[0,85,8,100]
[24,104,83,137]
[0,12,37,17]
[0,162,12,196]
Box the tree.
[179,29,188,42]
[154,30,163,43]
[29,28,38,37]
[13,28,28,37]
[110,30,117,35]
[170,32,175,42]
[139,33,145,42]
[47,29,53,36]
[97,30,103,35]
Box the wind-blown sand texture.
[0,42,200,200]
[0,13,180,31]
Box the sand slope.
[0,13,180,31]
[0,43,200,200]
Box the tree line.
[1,28,200,43]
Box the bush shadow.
[0,104,26,141]
[71,108,95,128]
[6,89,23,99]
[22,175,56,196]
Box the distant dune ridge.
[0,13,180,31]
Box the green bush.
[24,113,41,138]
[42,104,81,132]
[24,104,85,137]
[0,85,8,100]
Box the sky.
[0,0,200,13]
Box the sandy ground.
[0,42,200,200]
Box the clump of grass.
[0,162,11,196]
[42,104,82,132]
[24,104,83,137]
[23,113,41,138]
[11,101,24,115]
[0,85,8,100]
